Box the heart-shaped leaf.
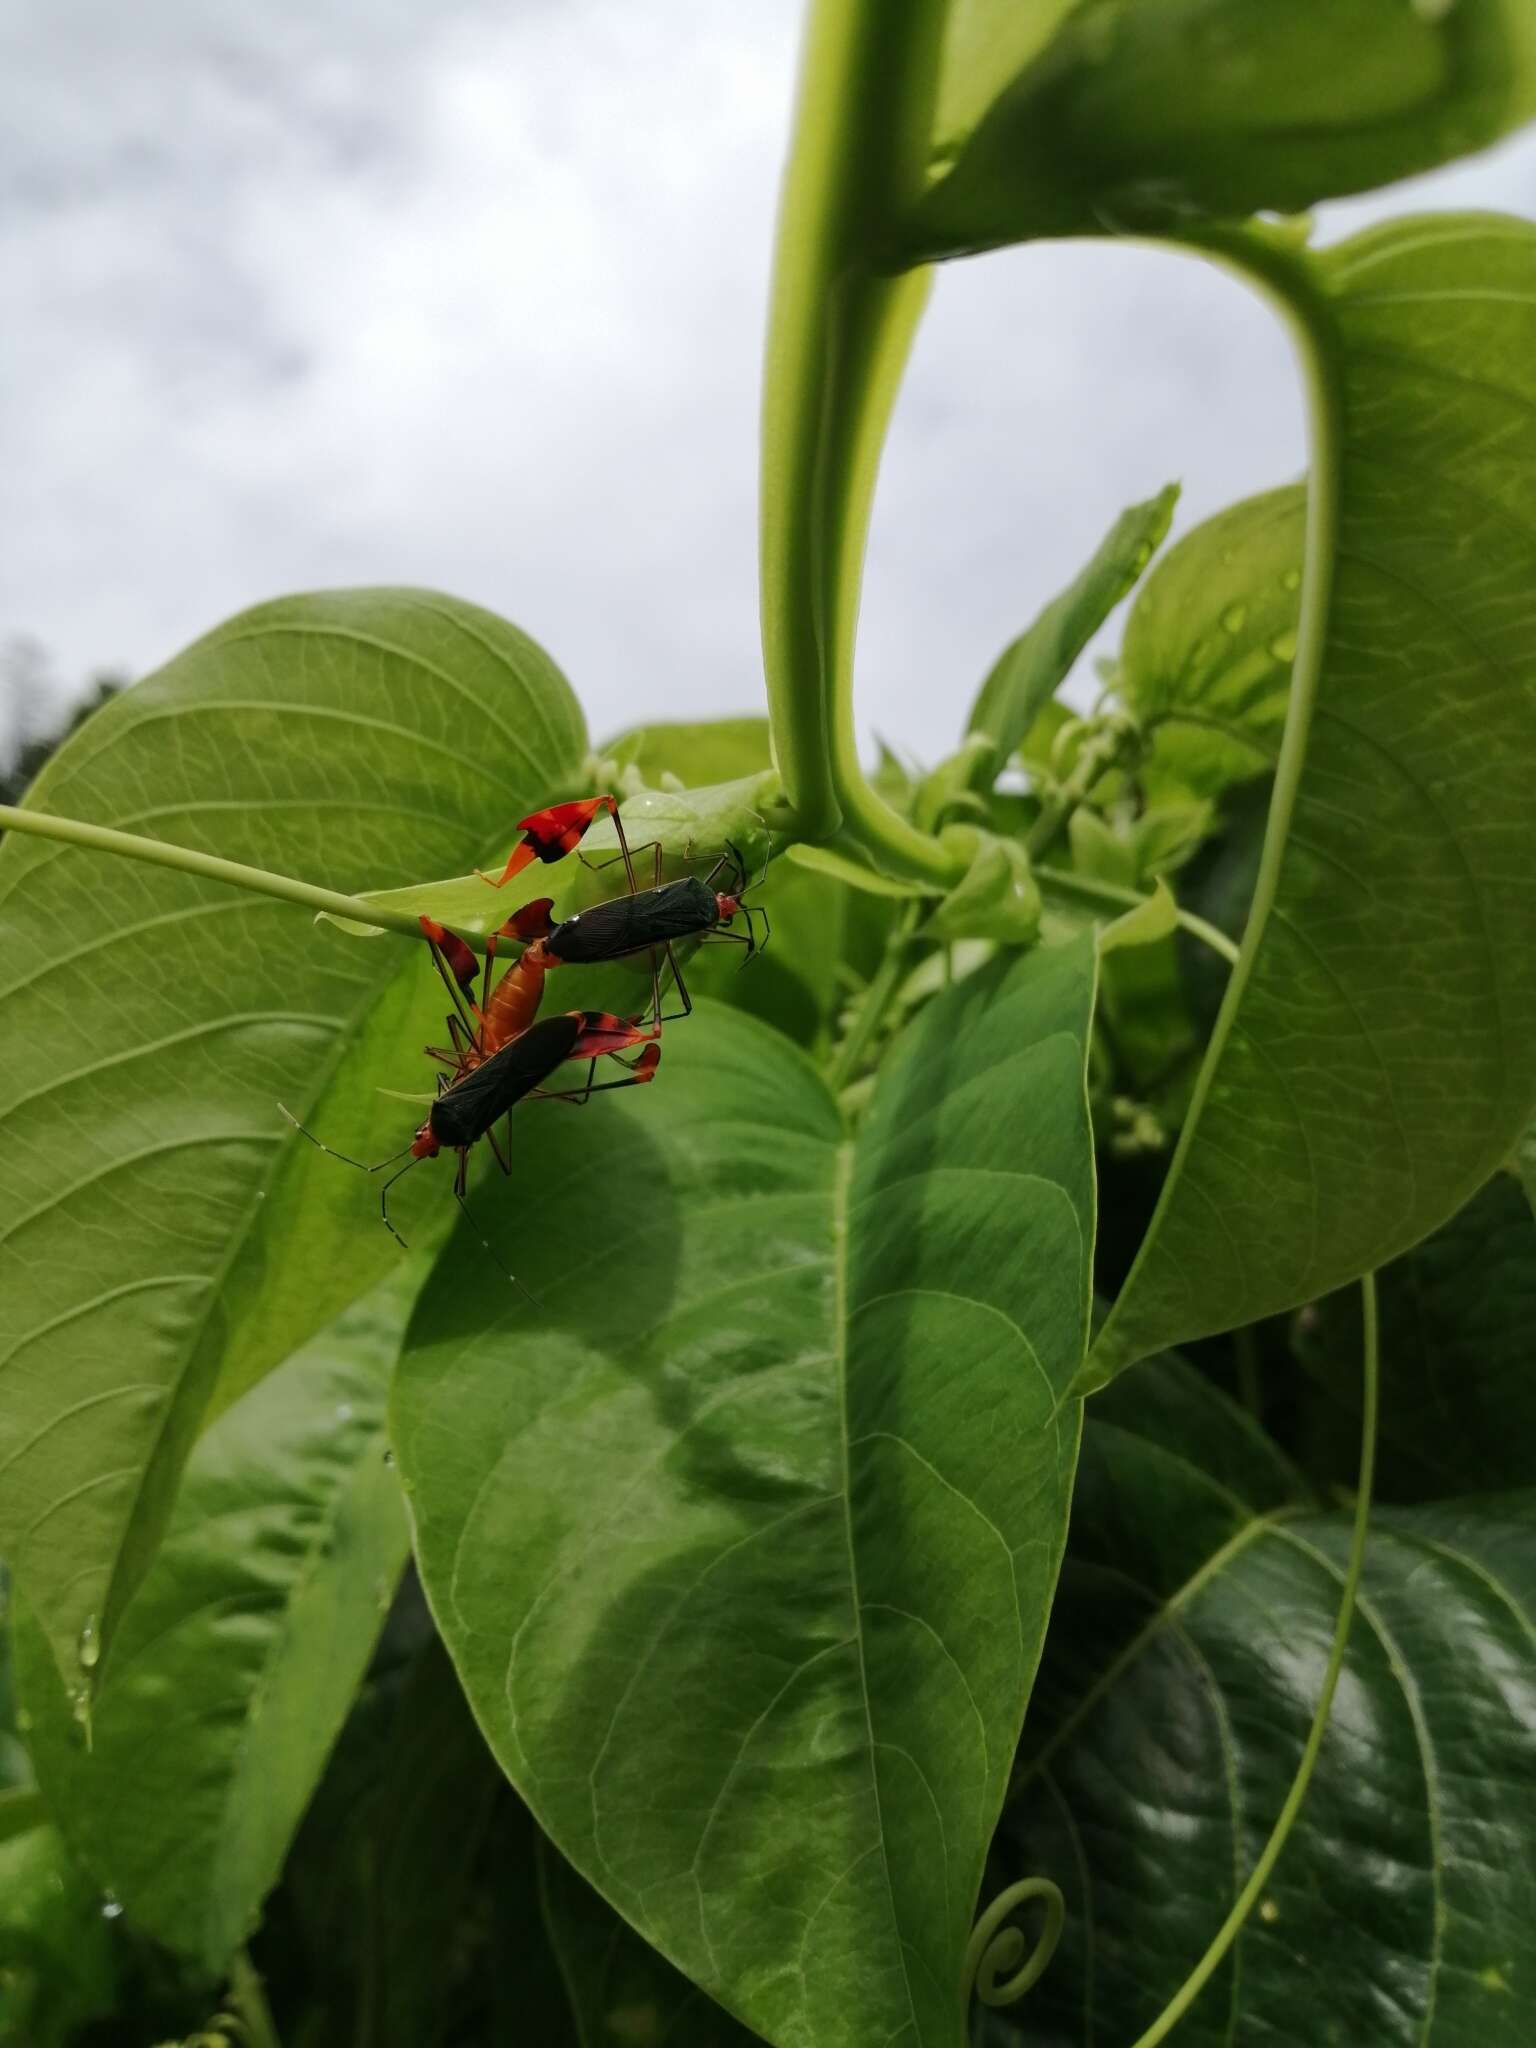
[1091,215,1536,1381]
[0,589,583,1687]
[987,1356,1536,2047]
[394,940,1097,2048]
[14,1275,412,1972]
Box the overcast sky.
[4,0,1535,767]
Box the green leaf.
[786,840,928,900]
[0,1795,117,2046]
[988,1358,1536,2047]
[926,829,1042,944]
[0,1571,27,1797]
[911,0,1536,260]
[965,484,1179,776]
[1091,216,1536,1382]
[540,1839,765,2046]
[1166,775,1273,1034]
[606,719,782,792]
[394,940,1097,2048]
[0,588,583,1686]
[1097,877,1178,955]
[1516,1119,1536,1221]
[1122,486,1304,801]
[1295,1174,1536,1499]
[14,1277,411,1971]
[278,1630,519,2048]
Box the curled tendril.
[962,1876,1066,2011]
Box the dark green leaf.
[1517,1120,1536,1220]
[275,1630,519,2048]
[966,486,1178,778]
[541,1837,765,2046]
[395,941,1097,2048]
[913,0,1536,260]
[988,1357,1536,2047]
[0,1571,27,1797]
[1092,216,1536,1381]
[1295,1174,1536,1499]
[0,1794,116,2046]
[0,589,583,1686]
[15,1278,411,1970]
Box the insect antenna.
[379,1156,428,1249]
[278,1103,414,1177]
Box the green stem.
[827,911,916,1094]
[1127,1271,1378,2048]
[760,0,956,882]
[1037,865,1240,968]
[0,803,448,949]
[229,1949,281,2048]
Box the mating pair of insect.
[283,794,767,1268]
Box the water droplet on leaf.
[335,1402,354,1423]
[1220,603,1248,634]
[1282,568,1302,592]
[1270,630,1299,664]
[101,1893,124,1921]
[77,1617,101,1671]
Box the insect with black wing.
[496,842,769,1023]
[279,1008,659,1267]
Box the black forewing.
[548,876,717,964]
[428,1014,582,1148]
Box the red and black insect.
[279,1008,659,1257]
[497,844,769,1022]
[415,912,547,1077]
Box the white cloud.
[3,2,1534,768]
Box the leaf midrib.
[832,1133,923,2041]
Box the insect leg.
[453,1187,541,1306]
[658,941,693,1023]
[536,1044,661,1102]
[420,921,483,1042]
[579,832,664,898]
